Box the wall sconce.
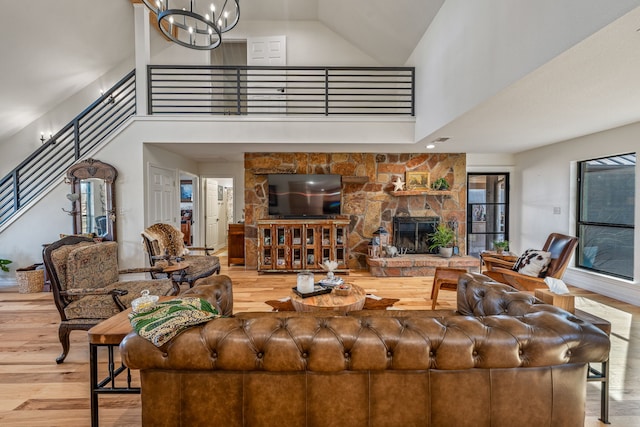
[100,90,115,105]
[40,132,52,144]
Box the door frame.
[466,171,511,257]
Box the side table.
[88,308,139,427]
[574,308,611,424]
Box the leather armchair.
[483,233,578,291]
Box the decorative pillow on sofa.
[512,249,552,278]
[129,297,220,347]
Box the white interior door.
[247,35,286,113]
[205,179,219,248]
[148,165,177,227]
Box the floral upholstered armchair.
[142,223,221,288]
[43,236,177,363]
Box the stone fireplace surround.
[244,152,467,270]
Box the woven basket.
[16,268,45,294]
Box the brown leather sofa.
[120,273,610,427]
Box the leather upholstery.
[484,233,578,291]
[121,273,610,427]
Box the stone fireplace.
[244,152,468,270]
[393,216,439,254]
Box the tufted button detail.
[257,352,264,359]
[302,352,308,358]
[212,351,218,358]
[344,352,350,358]
[566,350,572,357]
[429,351,435,357]
[162,352,168,358]
[387,350,393,357]
[518,349,523,356]
[472,350,478,356]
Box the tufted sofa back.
[120,274,610,427]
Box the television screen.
[268,174,342,217]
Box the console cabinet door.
[258,225,273,270]
[257,220,349,272]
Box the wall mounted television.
[268,174,342,217]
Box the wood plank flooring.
[0,250,638,426]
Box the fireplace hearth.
[393,216,439,254]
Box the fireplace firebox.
[393,216,440,254]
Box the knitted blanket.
[129,297,220,347]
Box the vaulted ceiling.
[2,1,640,159]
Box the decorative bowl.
[333,284,351,296]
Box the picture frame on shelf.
[406,171,430,190]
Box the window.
[577,153,635,279]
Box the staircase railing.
[0,70,136,227]
[148,65,415,116]
[1,65,415,227]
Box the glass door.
[467,173,509,257]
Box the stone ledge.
[367,254,480,277]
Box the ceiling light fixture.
[141,0,240,50]
[426,144,436,149]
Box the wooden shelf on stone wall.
[342,176,368,184]
[390,190,454,197]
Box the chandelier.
[142,0,240,50]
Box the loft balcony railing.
[0,71,136,227]
[1,65,415,227]
[148,65,415,116]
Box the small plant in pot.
[493,240,509,254]
[429,223,456,258]
[431,177,450,191]
[0,259,12,273]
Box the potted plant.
[0,259,11,273]
[428,223,456,258]
[493,240,509,254]
[431,177,450,191]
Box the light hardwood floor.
[0,250,638,426]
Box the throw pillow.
[129,297,220,347]
[512,249,552,278]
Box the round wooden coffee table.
[290,284,366,313]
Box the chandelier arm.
[140,0,238,49]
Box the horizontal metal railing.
[0,71,136,227]
[148,65,415,116]
[2,65,414,227]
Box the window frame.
[576,153,635,280]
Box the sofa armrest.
[183,274,233,316]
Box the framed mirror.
[66,159,118,241]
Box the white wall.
[407,0,640,145]
[229,20,379,66]
[513,121,640,305]
[0,58,134,178]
